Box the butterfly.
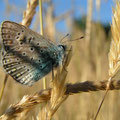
[1,21,67,86]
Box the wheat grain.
[109,2,120,79]
[21,0,38,27]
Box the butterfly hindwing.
[2,51,53,86]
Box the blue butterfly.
[1,21,67,86]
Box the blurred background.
[0,0,119,120]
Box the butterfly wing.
[1,21,56,52]
[1,21,57,86]
[3,52,53,86]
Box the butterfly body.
[1,21,66,86]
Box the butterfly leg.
[62,46,72,72]
[51,65,54,81]
[62,54,68,72]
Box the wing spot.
[3,35,6,38]
[16,36,19,39]
[37,43,40,46]
[22,30,24,32]
[18,33,20,35]
[28,37,32,43]
[40,65,42,68]
[27,69,30,71]
[38,60,41,63]
[22,52,26,56]
[40,50,43,53]
[20,42,23,45]
[8,35,10,38]
[31,58,34,61]
[30,47,34,51]
[4,61,7,63]
[15,76,18,79]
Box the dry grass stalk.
[40,70,68,120]
[21,0,38,27]
[96,0,101,11]
[82,0,93,81]
[45,0,55,40]
[2,77,120,120]
[0,90,51,120]
[85,0,93,48]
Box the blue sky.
[0,0,115,32]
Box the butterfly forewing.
[1,21,63,86]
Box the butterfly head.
[57,44,67,52]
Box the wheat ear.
[94,2,120,119]
[21,0,38,27]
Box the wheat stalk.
[21,0,38,27]
[1,77,120,120]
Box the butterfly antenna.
[60,33,70,43]
[62,36,84,44]
[94,77,112,120]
